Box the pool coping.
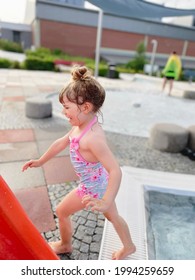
[98,167,195,260]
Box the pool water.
[144,186,195,260]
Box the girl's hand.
[22,159,41,172]
[82,195,110,212]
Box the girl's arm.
[22,131,71,171]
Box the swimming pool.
[99,167,195,260]
[144,185,195,260]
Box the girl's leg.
[49,188,85,254]
[104,202,136,260]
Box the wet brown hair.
[59,65,106,114]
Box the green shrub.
[116,66,136,74]
[25,47,53,59]
[0,39,23,53]
[24,57,55,71]
[86,63,109,77]
[52,49,64,56]
[25,47,98,72]
[126,41,148,72]
[0,58,12,68]
[100,66,109,77]
[126,56,147,72]
[11,61,21,69]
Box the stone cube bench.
[183,90,195,99]
[149,123,189,153]
[25,97,52,119]
[188,125,195,151]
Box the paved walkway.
[0,69,195,260]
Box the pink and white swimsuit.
[69,116,109,199]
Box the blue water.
[144,186,195,260]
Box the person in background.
[162,51,182,95]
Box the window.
[13,31,21,43]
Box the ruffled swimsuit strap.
[76,115,97,142]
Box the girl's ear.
[83,102,93,113]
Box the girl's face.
[61,95,85,126]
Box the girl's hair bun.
[71,65,91,81]
[59,65,105,114]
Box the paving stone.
[82,235,92,244]
[80,210,90,218]
[95,227,104,234]
[72,215,79,222]
[72,239,81,250]
[45,231,54,239]
[80,243,89,253]
[0,142,39,162]
[37,139,68,157]
[74,225,86,240]
[0,129,35,143]
[88,212,98,221]
[89,253,99,260]
[97,219,105,227]
[0,161,46,191]
[78,253,89,260]
[77,216,87,225]
[15,186,56,233]
[34,125,71,141]
[85,227,95,236]
[90,242,100,253]
[92,234,102,242]
[43,156,78,184]
[70,250,81,260]
[85,220,96,228]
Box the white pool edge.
[98,167,195,260]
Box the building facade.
[0,21,32,49]
[33,0,195,69]
[1,0,195,69]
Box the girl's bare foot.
[49,241,73,255]
[112,244,136,260]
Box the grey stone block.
[26,97,52,119]
[188,125,195,151]
[183,90,195,99]
[149,123,189,153]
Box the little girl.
[22,66,136,260]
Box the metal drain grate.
[99,168,148,260]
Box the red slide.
[0,176,59,260]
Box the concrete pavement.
[0,69,195,260]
